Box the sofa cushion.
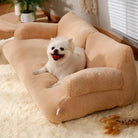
[85,32,135,71]
[62,67,123,97]
[14,23,58,40]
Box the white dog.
[33,37,86,80]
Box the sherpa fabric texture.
[3,12,137,124]
[0,61,138,137]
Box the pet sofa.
[3,12,136,123]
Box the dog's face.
[47,37,74,64]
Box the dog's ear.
[68,38,73,43]
[51,38,54,41]
[68,38,74,51]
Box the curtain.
[79,0,97,15]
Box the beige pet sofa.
[3,12,136,124]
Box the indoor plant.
[19,0,49,22]
[4,0,49,22]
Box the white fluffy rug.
[0,38,138,138]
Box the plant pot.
[21,11,35,23]
[14,3,21,16]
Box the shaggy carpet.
[0,38,138,138]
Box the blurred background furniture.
[0,4,48,39]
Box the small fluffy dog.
[33,37,86,80]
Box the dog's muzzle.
[51,49,64,61]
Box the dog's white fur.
[33,37,86,80]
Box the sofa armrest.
[62,67,123,97]
[14,22,58,40]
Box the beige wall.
[44,0,99,26]
[44,0,121,36]
[44,0,137,46]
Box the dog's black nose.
[54,49,59,55]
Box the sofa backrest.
[85,31,136,73]
[58,12,136,75]
[85,31,136,105]
[57,12,97,48]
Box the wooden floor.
[0,3,14,16]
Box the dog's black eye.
[60,47,64,51]
[51,47,55,50]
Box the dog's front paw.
[32,70,39,75]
